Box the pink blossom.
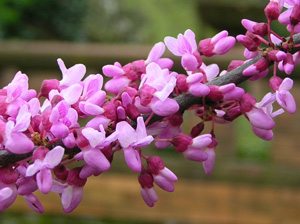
[52,167,87,213]
[137,62,179,116]
[4,105,34,154]
[57,58,86,87]
[138,170,158,207]
[147,156,177,192]
[25,193,44,213]
[75,125,118,178]
[164,29,202,71]
[116,117,154,172]
[172,133,212,162]
[241,19,268,36]
[199,31,236,57]
[271,77,297,113]
[26,146,65,194]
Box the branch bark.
[1,33,300,166]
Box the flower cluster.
[0,0,298,213]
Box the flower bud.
[190,122,205,138]
[172,133,193,152]
[269,76,283,91]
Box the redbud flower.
[243,57,270,78]
[172,133,212,162]
[26,146,65,194]
[241,19,268,36]
[147,156,177,192]
[4,105,34,154]
[199,30,236,57]
[25,194,44,213]
[138,170,157,207]
[271,77,296,114]
[57,58,86,87]
[116,117,154,172]
[0,166,18,212]
[52,167,87,213]
[164,29,202,71]
[264,0,284,21]
[137,62,179,116]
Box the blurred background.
[1,0,300,223]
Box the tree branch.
[1,33,300,166]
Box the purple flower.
[164,29,202,71]
[26,146,65,194]
[57,58,86,87]
[270,77,297,114]
[77,74,106,117]
[116,117,154,172]
[137,62,179,116]
[52,167,87,213]
[25,193,44,213]
[75,125,118,178]
[172,133,212,162]
[147,156,177,192]
[49,100,79,139]
[138,170,158,207]
[145,42,174,69]
[4,105,34,154]
[199,31,236,57]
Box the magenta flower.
[240,93,284,140]
[116,117,154,172]
[75,125,118,178]
[57,58,86,87]
[137,62,179,116]
[49,100,79,139]
[5,105,34,154]
[52,167,87,213]
[270,77,297,114]
[164,29,201,71]
[0,166,19,212]
[199,31,236,57]
[77,74,106,117]
[172,133,212,162]
[25,193,44,213]
[26,146,65,194]
[138,170,158,207]
[147,156,177,192]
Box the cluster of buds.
[0,0,299,213]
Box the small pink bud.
[190,122,205,138]
[167,112,183,127]
[236,35,258,51]
[269,76,283,91]
[147,156,165,175]
[138,170,154,188]
[264,1,281,21]
[290,4,300,25]
[243,57,270,76]
[207,85,223,101]
[0,166,19,184]
[39,79,60,98]
[172,133,193,152]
